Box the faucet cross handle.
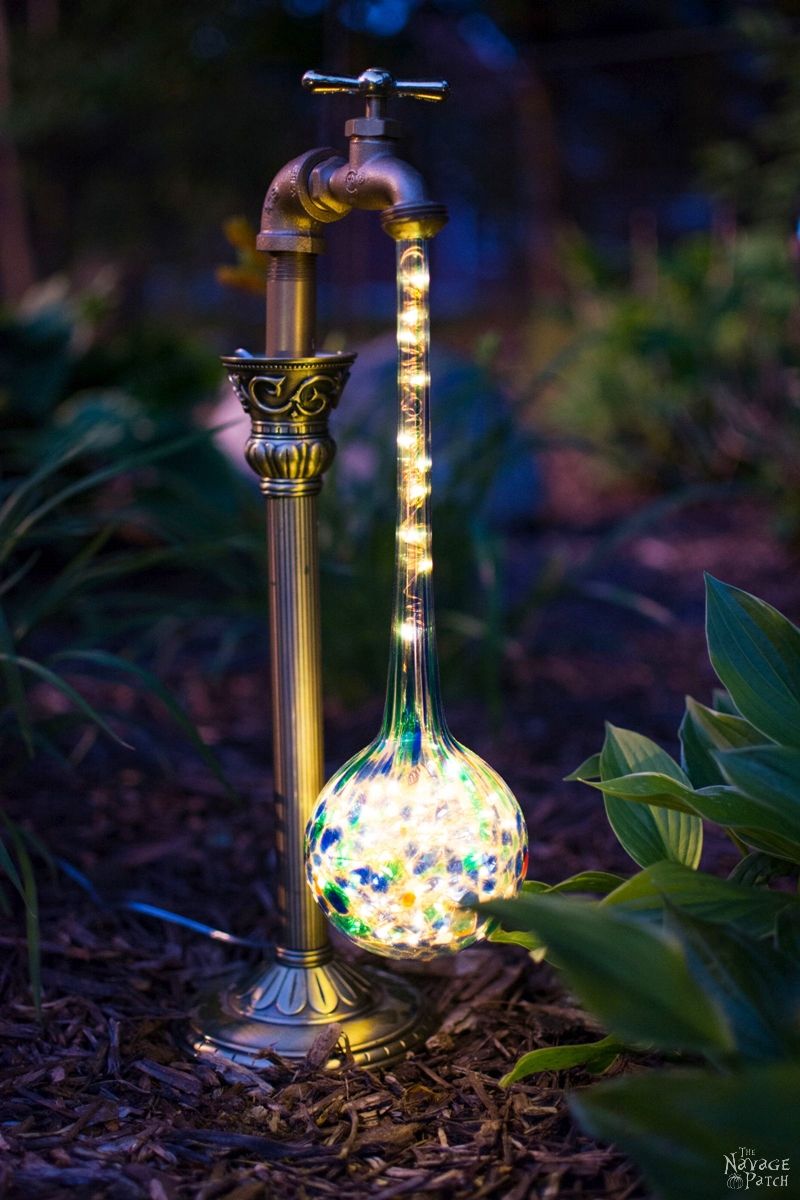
[302,68,448,120]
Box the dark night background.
[2,4,800,1198]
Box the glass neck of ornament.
[380,238,447,749]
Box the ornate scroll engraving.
[222,353,356,495]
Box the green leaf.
[479,892,733,1055]
[679,696,766,789]
[54,650,238,802]
[571,1063,800,1200]
[599,725,703,869]
[663,905,800,1060]
[705,574,800,747]
[712,687,739,715]
[603,861,800,936]
[590,770,800,865]
[1,655,133,748]
[2,819,41,1014]
[500,1034,623,1086]
[487,925,545,959]
[0,599,33,757]
[728,851,796,888]
[0,832,24,900]
[564,752,601,782]
[589,770,699,813]
[540,871,626,895]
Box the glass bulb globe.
[305,236,530,959]
[306,736,527,958]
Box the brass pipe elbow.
[256,147,351,255]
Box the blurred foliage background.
[3,0,800,754]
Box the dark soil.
[1,495,796,1200]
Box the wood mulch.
[1,495,797,1199]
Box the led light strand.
[303,238,529,960]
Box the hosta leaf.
[564,752,601,782]
[599,725,703,869]
[679,696,766,789]
[500,1034,623,1086]
[712,687,739,715]
[488,925,546,959]
[603,861,800,936]
[537,871,626,896]
[663,905,800,1060]
[728,851,796,888]
[705,574,800,747]
[571,1063,800,1200]
[591,772,800,865]
[479,893,733,1055]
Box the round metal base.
[187,952,436,1069]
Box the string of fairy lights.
[395,239,433,651]
[303,236,528,960]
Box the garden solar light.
[189,68,528,1068]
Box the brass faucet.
[188,69,449,1068]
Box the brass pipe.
[265,252,317,358]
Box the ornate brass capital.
[222,352,356,496]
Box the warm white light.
[399,622,418,642]
[397,432,415,448]
[405,372,429,388]
[399,306,421,326]
[415,455,432,472]
[400,526,427,544]
[401,269,430,290]
[418,556,433,573]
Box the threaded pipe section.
[265,252,317,357]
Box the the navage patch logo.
[725,1147,791,1189]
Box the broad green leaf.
[564,752,601,782]
[603,861,800,937]
[712,687,739,715]
[500,1034,623,1086]
[571,1063,800,1200]
[663,905,800,1060]
[599,725,703,869]
[588,771,698,813]
[679,696,766,789]
[540,871,626,896]
[487,926,545,959]
[591,771,800,865]
[479,892,733,1055]
[728,851,796,888]
[705,574,800,747]
[716,744,800,818]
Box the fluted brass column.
[188,326,434,1069]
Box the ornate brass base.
[188,951,436,1069]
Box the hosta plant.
[481,575,800,1200]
